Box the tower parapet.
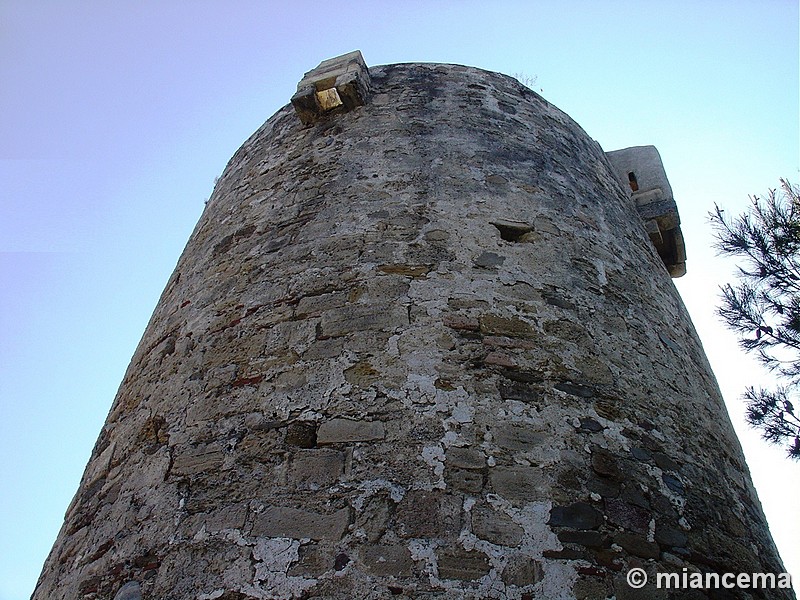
[606,145,686,277]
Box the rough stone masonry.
[33,53,792,599]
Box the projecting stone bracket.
[291,50,371,125]
[606,145,686,277]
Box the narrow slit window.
[628,172,639,192]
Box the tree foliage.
[710,179,800,460]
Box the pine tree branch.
[712,180,800,460]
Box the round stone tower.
[33,53,791,600]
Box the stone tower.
[33,52,791,600]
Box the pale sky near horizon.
[1,1,798,599]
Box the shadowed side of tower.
[33,57,791,600]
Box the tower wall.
[33,62,789,600]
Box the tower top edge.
[286,50,686,277]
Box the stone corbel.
[291,50,371,125]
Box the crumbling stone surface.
[32,60,791,600]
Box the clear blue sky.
[1,1,798,598]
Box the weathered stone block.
[554,381,595,398]
[206,502,248,532]
[590,548,625,571]
[483,335,536,350]
[480,315,533,337]
[576,417,604,433]
[354,494,392,543]
[237,429,282,465]
[295,291,348,316]
[556,529,610,549]
[361,544,413,577]
[395,490,461,538]
[317,418,385,444]
[574,577,612,600]
[473,251,506,268]
[548,502,603,530]
[287,542,333,577]
[377,264,431,278]
[484,350,517,367]
[334,552,350,571]
[494,423,547,451]
[498,377,542,403]
[252,506,350,540]
[490,466,548,504]
[591,447,621,479]
[472,505,524,546]
[620,483,650,509]
[653,452,680,472]
[445,467,485,493]
[604,498,651,534]
[543,547,588,560]
[445,447,486,470]
[113,581,142,600]
[320,304,407,338]
[436,548,491,581]
[501,555,542,587]
[364,273,412,298]
[290,449,344,489]
[443,314,481,332]
[614,532,660,559]
[170,444,225,476]
[613,571,670,600]
[655,523,688,548]
[587,474,621,499]
[344,360,380,388]
[285,421,317,448]
[83,440,116,486]
[543,319,587,343]
[302,337,345,360]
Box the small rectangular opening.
[491,219,533,242]
[628,172,639,192]
[316,87,343,111]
